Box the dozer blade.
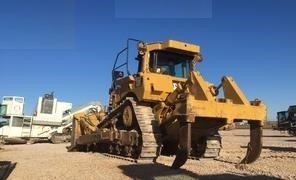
[240,121,262,164]
[171,122,191,169]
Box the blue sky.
[0,0,295,120]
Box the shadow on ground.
[262,146,296,152]
[0,161,16,180]
[234,134,290,138]
[285,139,296,142]
[118,162,279,180]
[240,145,296,152]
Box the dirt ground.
[0,129,295,180]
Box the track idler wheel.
[240,121,263,164]
[171,122,191,169]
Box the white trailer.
[0,93,102,144]
[0,93,71,143]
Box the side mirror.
[113,70,124,80]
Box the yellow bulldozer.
[68,39,266,169]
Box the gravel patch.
[0,129,295,180]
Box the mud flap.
[171,122,191,169]
[240,121,262,164]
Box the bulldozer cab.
[111,39,201,80]
[148,50,192,78]
[109,39,202,107]
[277,111,289,130]
[277,106,296,135]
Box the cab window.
[12,117,23,127]
[149,50,192,78]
